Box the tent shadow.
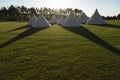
[0,27,47,48]
[94,24,120,28]
[63,26,120,55]
[7,25,31,32]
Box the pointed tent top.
[95,9,98,12]
[57,16,64,25]
[70,10,74,14]
[78,12,89,23]
[80,12,86,16]
[32,13,51,27]
[81,12,84,15]
[81,12,88,17]
[86,9,106,24]
[95,9,99,14]
[63,11,81,27]
[50,15,57,24]
[71,10,74,13]
[67,10,74,15]
[93,9,102,18]
[81,12,85,14]
[40,12,44,15]
[69,11,75,17]
[28,14,37,25]
[39,11,44,15]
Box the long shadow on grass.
[63,26,120,55]
[95,24,120,28]
[7,25,31,32]
[0,27,47,48]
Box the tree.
[78,9,82,15]
[0,5,119,21]
[74,8,79,16]
[8,5,19,20]
[0,7,8,20]
[117,14,120,19]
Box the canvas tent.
[57,16,64,25]
[78,12,89,23]
[28,14,37,26]
[64,15,68,23]
[50,15,57,24]
[86,9,106,24]
[63,11,81,27]
[32,13,51,28]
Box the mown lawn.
[0,20,120,80]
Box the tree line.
[0,5,82,21]
[0,5,120,21]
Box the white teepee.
[32,13,51,28]
[86,9,106,24]
[64,15,68,23]
[63,11,81,27]
[78,12,89,23]
[50,15,57,24]
[28,14,37,26]
[57,16,64,25]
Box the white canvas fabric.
[78,12,89,23]
[64,16,68,23]
[32,13,51,28]
[50,15,57,24]
[57,16,64,25]
[86,9,106,24]
[28,14,37,25]
[63,11,81,27]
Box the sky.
[0,0,120,17]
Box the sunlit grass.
[0,20,120,80]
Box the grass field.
[0,20,120,80]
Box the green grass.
[0,20,120,80]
